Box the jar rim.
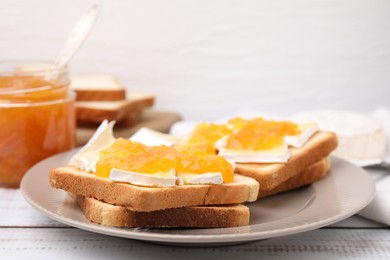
[0,60,68,76]
[0,90,75,107]
[0,61,70,100]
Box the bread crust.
[70,75,126,101]
[235,131,337,191]
[49,167,259,211]
[76,89,126,102]
[73,194,249,228]
[76,94,154,123]
[258,157,330,198]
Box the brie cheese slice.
[68,120,116,172]
[215,135,290,163]
[129,127,180,147]
[284,122,318,148]
[109,168,179,187]
[178,172,223,185]
[218,146,291,163]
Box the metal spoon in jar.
[53,3,101,69]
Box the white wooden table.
[1,165,389,260]
[1,0,389,258]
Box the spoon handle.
[53,3,101,69]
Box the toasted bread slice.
[49,168,259,212]
[76,93,154,123]
[70,157,329,228]
[258,156,330,198]
[235,131,337,191]
[70,75,126,101]
[72,194,249,228]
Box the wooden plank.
[0,188,65,227]
[0,228,389,259]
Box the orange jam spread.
[227,117,249,131]
[99,138,150,159]
[95,139,234,183]
[0,76,67,103]
[96,139,179,178]
[178,123,232,154]
[176,150,234,183]
[226,117,301,151]
[0,74,75,188]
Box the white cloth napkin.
[170,108,390,226]
[357,108,390,225]
[358,171,390,225]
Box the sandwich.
[176,117,337,197]
[50,121,259,219]
[50,116,337,228]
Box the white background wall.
[1,0,389,120]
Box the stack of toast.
[71,75,154,126]
[235,131,336,199]
[49,122,337,228]
[15,64,154,126]
[54,170,258,228]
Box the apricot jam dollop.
[95,139,234,183]
[96,139,179,178]
[177,123,232,154]
[176,150,234,183]
[226,117,301,151]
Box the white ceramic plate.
[21,150,375,246]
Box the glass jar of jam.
[0,61,76,187]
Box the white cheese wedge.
[284,122,318,148]
[68,120,116,172]
[178,172,223,185]
[109,168,224,187]
[291,110,386,162]
[109,168,180,187]
[218,146,290,163]
[129,127,180,146]
[215,135,291,163]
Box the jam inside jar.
[0,62,76,187]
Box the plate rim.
[20,150,376,245]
